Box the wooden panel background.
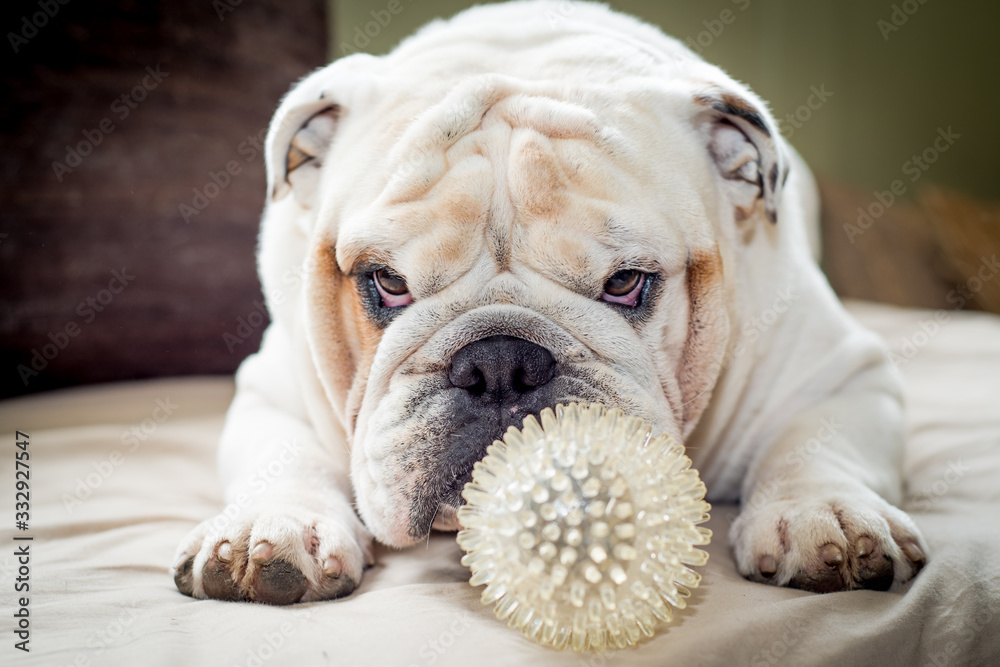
[0,0,327,398]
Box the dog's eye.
[372,268,413,307]
[601,270,645,307]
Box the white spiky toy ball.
[457,403,711,652]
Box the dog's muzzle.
[438,335,559,499]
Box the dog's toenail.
[902,542,925,565]
[252,541,275,564]
[759,555,777,577]
[856,536,873,558]
[820,544,843,566]
[323,556,343,578]
[217,541,232,563]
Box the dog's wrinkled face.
[270,65,782,547]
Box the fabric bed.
[2,301,998,666]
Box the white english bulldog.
[173,0,927,604]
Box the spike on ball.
[457,403,712,652]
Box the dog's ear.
[266,97,339,207]
[697,90,788,224]
[265,59,378,208]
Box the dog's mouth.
[406,406,540,539]
[435,476,472,529]
[399,374,599,542]
[408,470,472,538]
[443,468,474,506]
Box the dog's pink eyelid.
[373,276,414,307]
[601,274,645,306]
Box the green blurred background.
[331,0,997,201]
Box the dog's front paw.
[171,503,373,604]
[730,488,927,593]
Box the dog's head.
[259,36,787,547]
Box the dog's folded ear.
[266,97,339,207]
[697,89,788,224]
[265,58,377,208]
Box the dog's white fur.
[173,1,926,602]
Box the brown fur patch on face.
[677,244,730,435]
[510,136,569,220]
[435,189,484,227]
[346,290,383,434]
[425,190,489,275]
[350,279,383,366]
[307,241,377,428]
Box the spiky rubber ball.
[457,403,711,652]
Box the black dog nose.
[448,335,556,400]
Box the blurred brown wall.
[0,0,327,398]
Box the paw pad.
[254,557,308,605]
[203,556,244,601]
